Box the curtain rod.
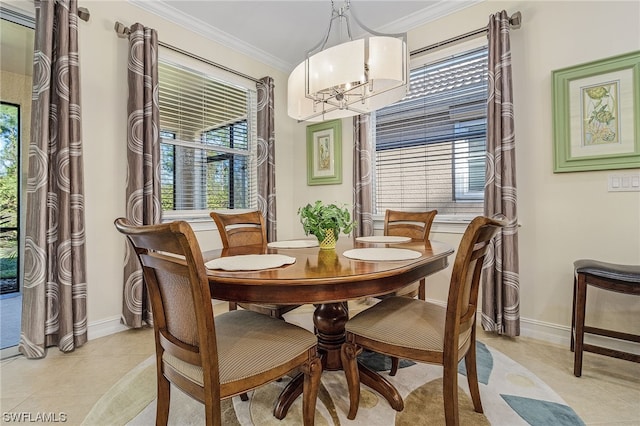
[113,21,261,84]
[410,11,521,58]
[113,11,522,84]
[0,5,89,24]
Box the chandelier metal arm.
[299,100,370,123]
[288,0,409,122]
[307,1,354,57]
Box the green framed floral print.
[552,51,640,172]
[307,119,342,185]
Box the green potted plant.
[298,201,356,249]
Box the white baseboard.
[87,299,229,341]
[519,317,569,346]
[87,315,129,340]
[86,302,639,356]
[423,297,640,356]
[520,317,640,356]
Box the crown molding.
[128,0,291,73]
[377,0,484,34]
[129,0,482,74]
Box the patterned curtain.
[481,10,520,337]
[19,0,88,358]
[257,76,277,242]
[353,114,374,238]
[121,23,161,328]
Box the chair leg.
[418,278,426,301]
[239,393,249,401]
[573,274,588,377]
[389,356,400,376]
[229,302,237,311]
[570,275,577,352]
[156,364,170,426]
[464,334,483,413]
[302,356,323,426]
[341,342,362,420]
[203,398,223,426]
[442,361,460,426]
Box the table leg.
[358,360,404,411]
[273,373,303,420]
[273,302,402,419]
[274,302,348,419]
[314,302,349,370]
[274,360,404,419]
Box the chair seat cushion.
[574,259,640,284]
[345,296,470,353]
[163,310,316,386]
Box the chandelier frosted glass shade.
[288,35,408,122]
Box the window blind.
[158,59,257,213]
[374,46,488,217]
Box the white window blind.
[374,46,488,218]
[158,58,257,215]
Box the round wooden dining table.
[203,237,454,419]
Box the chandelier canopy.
[288,0,408,122]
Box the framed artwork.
[306,119,342,185]
[552,51,640,172]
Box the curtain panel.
[20,0,88,358]
[257,76,277,242]
[481,10,521,337]
[121,23,161,328]
[353,114,374,238]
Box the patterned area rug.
[82,340,584,425]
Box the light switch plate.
[608,172,640,192]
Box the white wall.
[8,1,639,345]
[291,1,640,344]
[73,1,297,336]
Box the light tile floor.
[1,303,639,425]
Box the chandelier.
[288,0,408,122]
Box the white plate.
[205,254,296,271]
[342,248,422,261]
[355,236,411,243]
[267,240,319,249]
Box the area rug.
[82,339,584,426]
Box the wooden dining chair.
[341,216,505,426]
[210,210,300,318]
[114,218,322,426]
[381,209,438,376]
[382,209,438,300]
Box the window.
[158,57,257,217]
[0,102,20,294]
[373,46,488,218]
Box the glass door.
[0,9,33,358]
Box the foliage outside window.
[0,102,19,288]
[373,47,488,219]
[158,58,257,218]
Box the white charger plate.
[355,236,411,243]
[205,254,296,271]
[267,240,319,249]
[342,248,422,261]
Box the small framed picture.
[306,119,342,185]
[552,51,640,172]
